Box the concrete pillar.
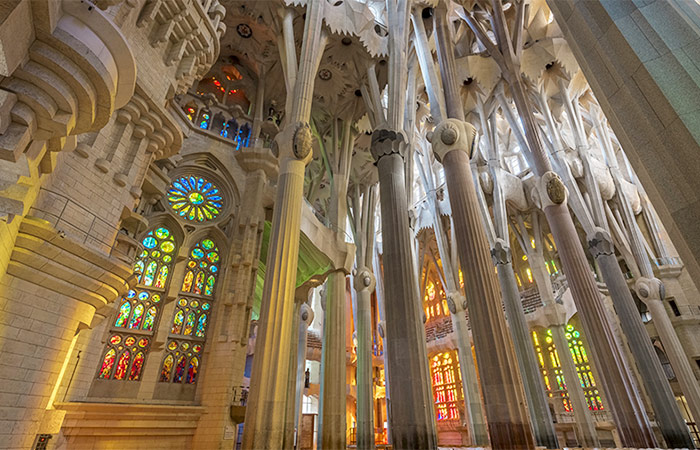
[430,120,534,450]
[354,269,376,450]
[371,130,437,450]
[491,240,558,448]
[589,230,695,448]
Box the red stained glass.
[114,351,131,380]
[129,352,145,381]
[98,349,116,379]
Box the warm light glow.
[430,351,462,421]
[526,268,533,283]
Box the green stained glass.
[163,255,172,263]
[202,239,214,249]
[155,228,170,239]
[207,252,219,263]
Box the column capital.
[635,276,665,304]
[300,302,314,327]
[370,128,407,162]
[587,227,614,258]
[353,267,376,293]
[273,122,313,163]
[428,119,477,163]
[532,171,568,209]
[446,291,468,314]
[490,238,512,266]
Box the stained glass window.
[429,351,462,421]
[159,340,203,384]
[134,228,176,288]
[532,325,604,412]
[97,334,149,380]
[167,176,223,222]
[170,298,211,339]
[98,227,176,383]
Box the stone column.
[242,0,326,446]
[447,294,488,446]
[542,303,600,447]
[430,120,534,449]
[241,124,315,450]
[354,269,376,450]
[193,149,275,450]
[320,270,347,449]
[588,230,695,448]
[491,240,558,448]
[540,185,655,447]
[637,277,700,429]
[294,302,314,442]
[371,130,437,450]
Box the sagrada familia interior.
[1,0,700,449]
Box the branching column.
[431,120,534,449]
[371,130,437,450]
[241,1,326,447]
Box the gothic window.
[97,334,150,381]
[159,238,220,385]
[430,351,462,421]
[158,340,203,384]
[198,110,211,129]
[423,280,448,322]
[134,227,176,287]
[167,176,223,222]
[181,238,220,296]
[96,227,178,383]
[532,326,604,412]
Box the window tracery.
[429,350,462,422]
[159,237,220,385]
[96,227,178,383]
[168,176,223,222]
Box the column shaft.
[496,255,558,448]
[356,285,375,450]
[242,158,307,449]
[594,250,694,448]
[376,152,437,450]
[449,309,488,445]
[543,203,656,447]
[550,324,599,447]
[321,270,347,449]
[442,149,534,450]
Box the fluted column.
[430,121,534,449]
[355,269,376,450]
[447,293,488,445]
[637,276,700,430]
[371,130,437,450]
[491,240,558,448]
[241,124,315,450]
[295,301,314,445]
[320,269,347,449]
[588,230,695,448]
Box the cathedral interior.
[1,0,700,449]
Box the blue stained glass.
[138,291,149,301]
[143,237,157,249]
